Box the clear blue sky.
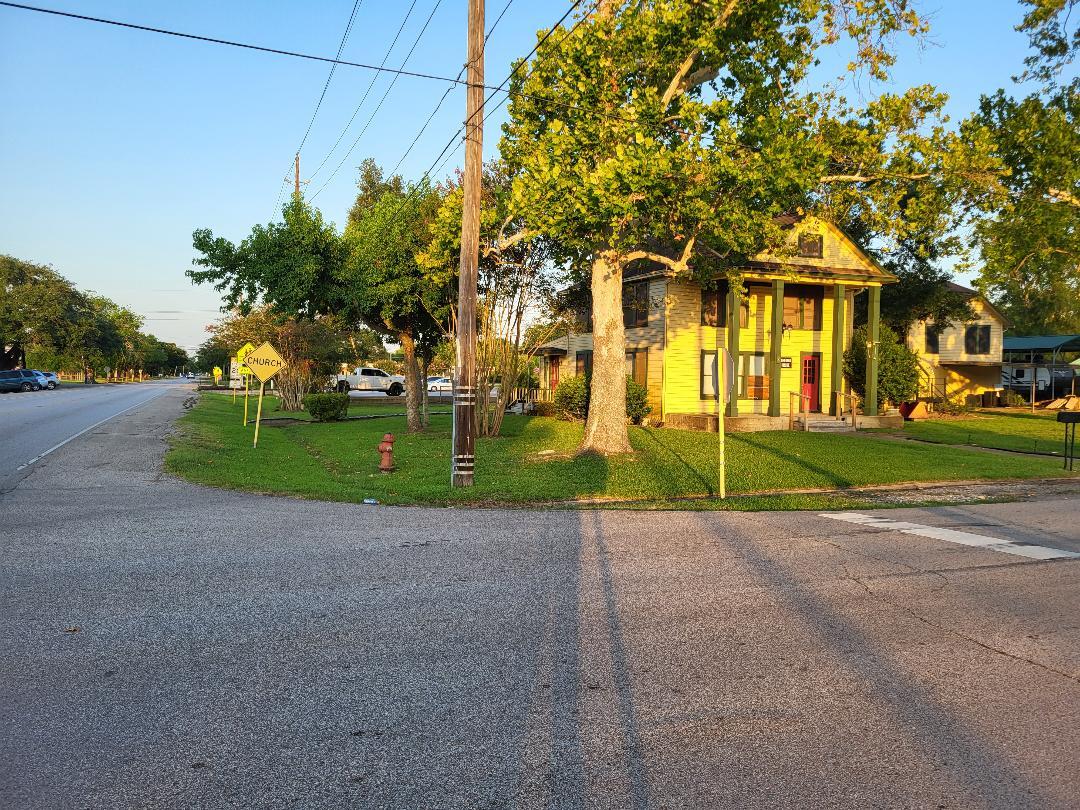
[0,1,1039,354]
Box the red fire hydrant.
[378,433,396,473]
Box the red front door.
[548,358,560,391]
[801,354,821,412]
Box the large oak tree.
[502,0,998,455]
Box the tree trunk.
[581,251,632,455]
[421,355,430,429]
[399,332,423,433]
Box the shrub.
[533,400,557,417]
[553,375,589,420]
[843,323,920,412]
[626,377,652,424]
[302,392,350,422]
[552,374,652,424]
[1001,389,1025,407]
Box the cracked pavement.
[1,386,1079,808]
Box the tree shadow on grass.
[633,428,715,495]
[735,432,855,490]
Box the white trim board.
[818,512,1080,561]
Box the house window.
[739,352,770,400]
[701,285,728,327]
[782,284,823,331]
[701,350,718,400]
[924,323,940,354]
[623,281,649,328]
[625,349,648,387]
[797,233,824,258]
[964,324,991,355]
[575,350,593,376]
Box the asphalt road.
[0,378,186,492]
[1,386,1078,808]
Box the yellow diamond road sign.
[236,342,256,376]
[244,342,286,384]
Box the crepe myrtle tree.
[501,0,1000,455]
[341,182,449,433]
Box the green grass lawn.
[163,394,1071,509]
[228,392,452,421]
[891,409,1069,455]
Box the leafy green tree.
[342,181,449,432]
[1,256,87,369]
[502,0,999,455]
[1016,0,1078,83]
[189,196,351,407]
[843,323,920,410]
[346,158,405,231]
[196,336,231,375]
[420,160,556,436]
[971,83,1080,334]
[840,218,974,334]
[209,308,347,409]
[190,196,347,318]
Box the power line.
[0,2,470,86]
[384,0,516,181]
[382,0,590,224]
[307,0,422,183]
[309,0,445,200]
[273,0,366,216]
[296,0,365,156]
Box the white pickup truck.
[334,367,405,396]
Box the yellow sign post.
[212,366,222,384]
[244,342,286,448]
[237,342,255,426]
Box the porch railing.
[788,392,812,431]
[836,391,859,430]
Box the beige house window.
[623,281,649,328]
[925,323,941,354]
[625,349,648,387]
[797,233,824,258]
[965,325,991,355]
[783,285,823,330]
[739,352,770,400]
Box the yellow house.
[537,216,899,431]
[905,282,1010,405]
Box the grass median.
[164,393,1071,509]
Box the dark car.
[0,369,42,392]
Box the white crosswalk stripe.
[819,512,1080,561]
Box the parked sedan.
[33,370,59,389]
[427,376,453,393]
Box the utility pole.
[452,0,484,488]
[294,153,301,198]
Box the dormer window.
[797,233,823,258]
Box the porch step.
[795,417,856,433]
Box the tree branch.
[819,172,931,183]
[659,0,737,107]
[484,227,534,257]
[624,234,697,274]
[1047,187,1080,207]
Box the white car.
[335,367,405,396]
[427,376,453,393]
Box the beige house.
[537,217,899,431]
[905,283,1010,405]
